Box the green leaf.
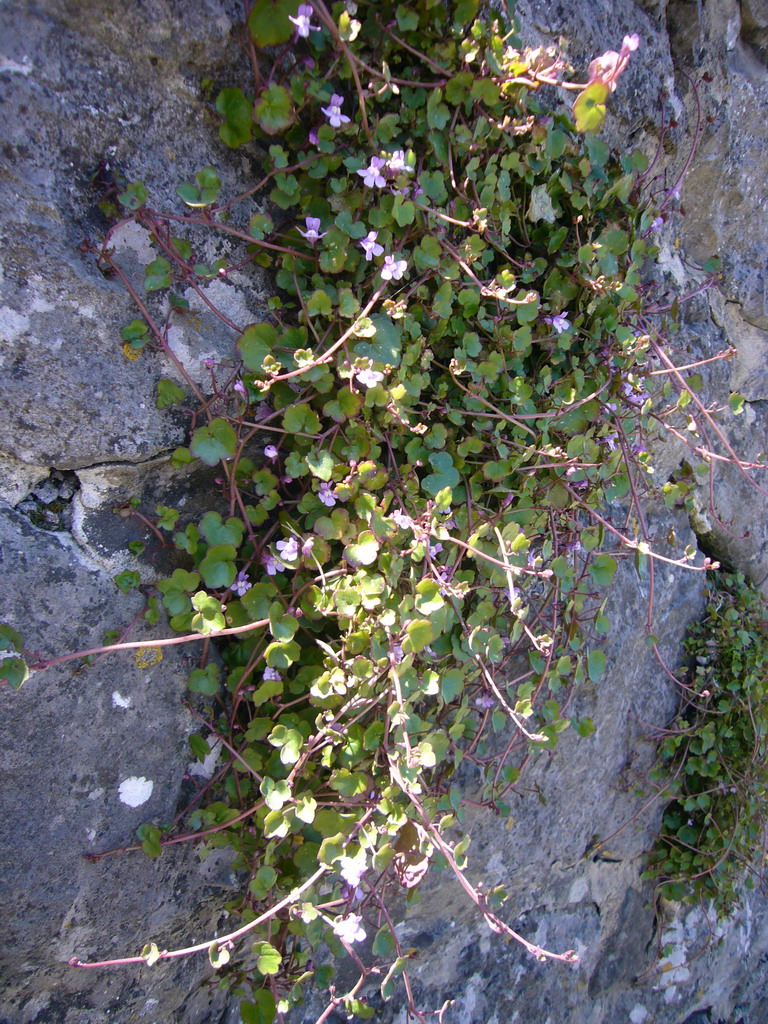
[248,0,300,46]
[255,84,294,135]
[574,81,609,133]
[405,619,437,652]
[588,553,618,587]
[353,314,402,366]
[421,451,460,497]
[344,531,380,567]
[156,379,185,410]
[144,258,171,292]
[441,668,464,702]
[117,181,148,211]
[0,654,29,689]
[215,87,253,148]
[199,512,245,547]
[188,663,220,695]
[113,570,140,594]
[208,942,231,968]
[136,823,162,858]
[198,544,237,589]
[239,323,277,372]
[253,941,282,976]
[587,649,607,682]
[307,289,333,317]
[306,448,335,481]
[240,992,277,1024]
[729,392,745,415]
[190,418,237,465]
[269,602,298,641]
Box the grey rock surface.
[2,0,768,1023]
[0,508,230,1024]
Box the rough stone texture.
[0,0,268,472]
[3,1,768,1023]
[0,508,232,1024]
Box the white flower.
[332,914,366,944]
[232,571,252,597]
[359,230,384,262]
[339,854,367,887]
[357,156,387,188]
[276,537,300,562]
[318,481,337,507]
[298,217,326,243]
[387,149,410,174]
[622,33,640,52]
[355,365,385,388]
[289,4,320,38]
[381,254,407,281]
[321,93,350,128]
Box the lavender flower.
[318,481,336,507]
[391,509,413,529]
[429,541,443,557]
[622,33,640,52]
[381,254,407,281]
[651,216,664,231]
[359,230,384,262]
[263,553,278,576]
[263,667,282,682]
[321,93,350,128]
[545,313,571,334]
[232,571,251,597]
[301,536,315,556]
[298,217,326,244]
[357,156,387,188]
[332,914,366,944]
[233,379,247,399]
[264,444,279,460]
[289,4,320,38]
[276,537,300,562]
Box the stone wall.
[1,2,768,1023]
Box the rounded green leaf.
[190,418,237,465]
[344,531,379,567]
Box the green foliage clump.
[645,572,768,914]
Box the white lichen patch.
[111,690,132,709]
[118,776,154,807]
[187,737,223,779]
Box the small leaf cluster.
[645,572,768,914]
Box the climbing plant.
[2,1,752,1021]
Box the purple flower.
[232,571,251,597]
[332,914,366,944]
[359,230,384,262]
[381,254,407,281]
[429,541,443,557]
[357,156,387,188]
[308,127,320,146]
[263,553,278,576]
[289,4,320,38]
[276,537,300,562]
[233,379,247,399]
[263,666,282,682]
[301,536,315,556]
[318,481,336,507]
[298,217,326,244]
[545,313,570,334]
[651,216,664,231]
[387,150,410,174]
[476,694,496,710]
[264,444,279,460]
[321,93,350,128]
[355,365,385,388]
[622,33,640,53]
